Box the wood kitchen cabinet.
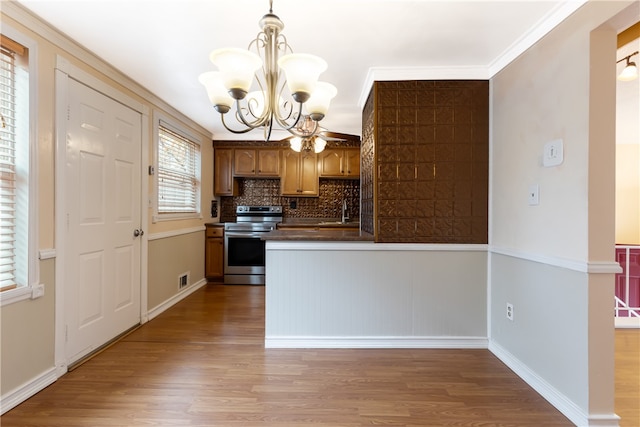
[205,224,224,281]
[214,148,238,196]
[280,150,318,196]
[319,148,360,178]
[234,148,280,177]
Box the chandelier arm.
[234,99,269,130]
[220,113,262,135]
[264,117,274,141]
[274,101,306,132]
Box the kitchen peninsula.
[262,229,488,350]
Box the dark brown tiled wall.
[362,80,488,243]
[220,178,360,223]
[361,90,375,236]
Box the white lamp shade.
[278,53,327,98]
[198,71,233,108]
[618,61,638,81]
[305,82,338,117]
[313,137,327,153]
[289,137,303,152]
[209,48,262,93]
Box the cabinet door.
[319,149,343,177]
[205,237,224,280]
[257,149,280,176]
[345,148,360,177]
[234,149,256,176]
[280,150,318,196]
[214,148,237,196]
[280,150,301,195]
[299,151,319,196]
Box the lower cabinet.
[205,224,224,281]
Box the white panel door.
[65,78,142,364]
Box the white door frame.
[54,55,149,377]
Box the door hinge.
[65,324,68,342]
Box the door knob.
[133,229,144,237]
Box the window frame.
[0,27,40,306]
[152,113,202,222]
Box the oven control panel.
[236,205,282,214]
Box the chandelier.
[199,0,337,151]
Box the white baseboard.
[146,278,208,321]
[489,341,620,427]
[265,336,488,349]
[615,317,640,328]
[0,367,57,415]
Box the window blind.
[0,45,17,289]
[158,125,199,214]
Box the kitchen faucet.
[341,199,349,223]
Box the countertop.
[262,229,374,241]
[277,218,360,229]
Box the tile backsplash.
[220,178,360,222]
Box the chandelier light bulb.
[278,53,327,103]
[313,137,327,153]
[209,48,262,99]
[289,137,303,152]
[198,71,233,114]
[305,82,338,121]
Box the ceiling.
[16,0,587,140]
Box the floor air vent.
[178,272,189,289]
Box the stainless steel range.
[224,205,283,285]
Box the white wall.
[490,1,636,425]
[615,37,640,245]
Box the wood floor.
[616,328,640,426]
[2,284,638,426]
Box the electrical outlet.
[528,184,539,206]
[506,303,514,321]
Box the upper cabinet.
[281,150,319,196]
[213,148,238,196]
[234,148,280,177]
[319,148,360,178]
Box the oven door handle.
[225,230,271,239]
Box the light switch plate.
[528,184,539,206]
[543,139,563,167]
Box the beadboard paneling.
[265,243,487,346]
